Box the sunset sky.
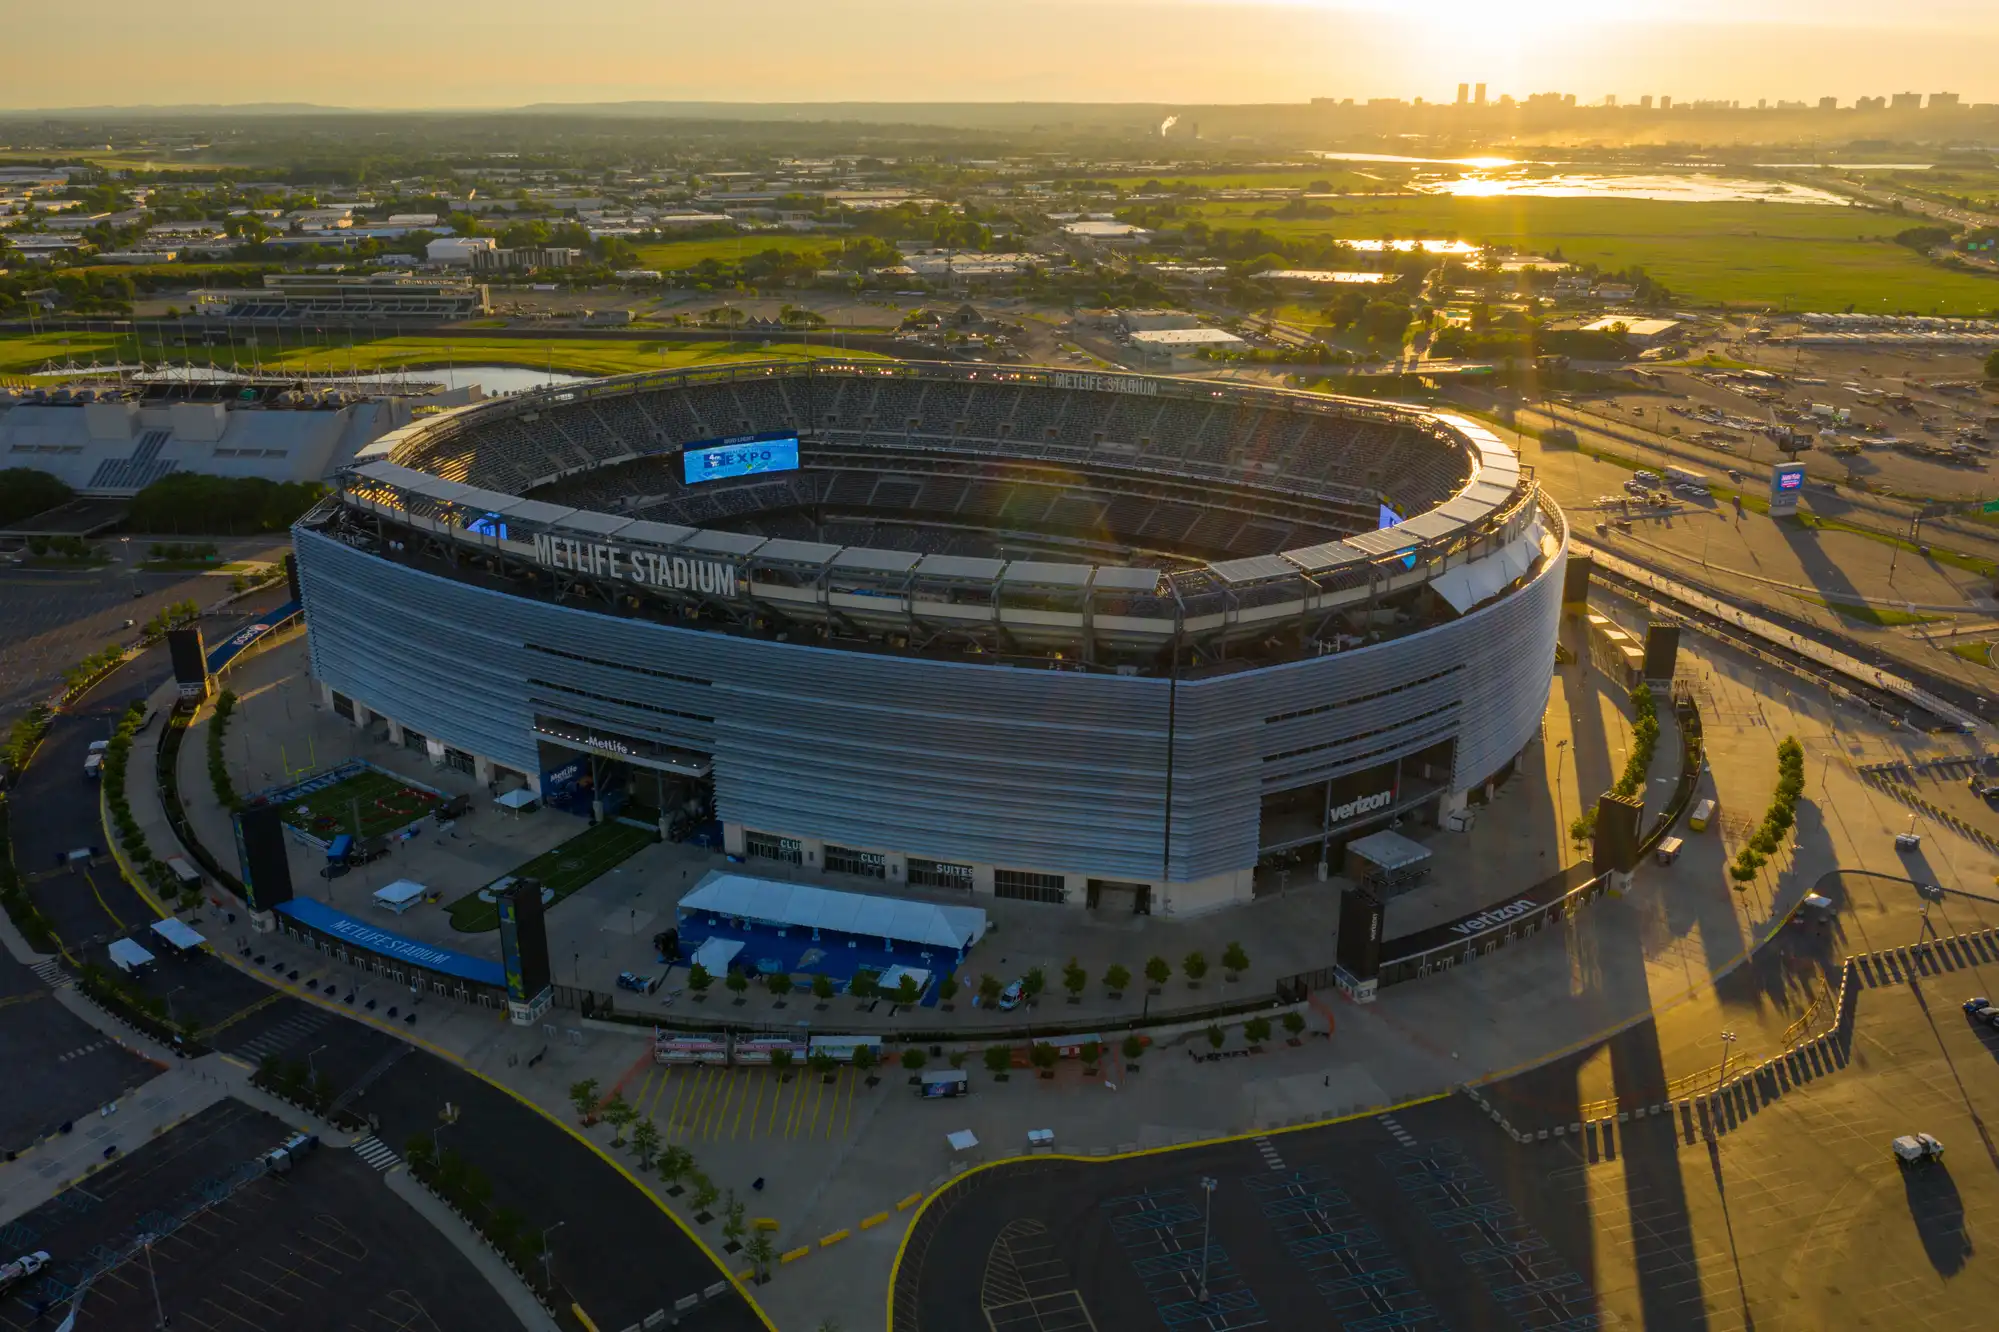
[6,0,1998,110]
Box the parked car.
[0,1251,48,1294]
[615,970,661,995]
[1963,996,1990,1015]
[997,979,1026,1011]
[1895,832,1922,852]
[1892,1133,1945,1165]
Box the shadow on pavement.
[1901,1162,1973,1277]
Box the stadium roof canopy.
[680,872,989,952]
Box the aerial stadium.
[294,359,1565,916]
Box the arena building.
[294,360,1565,916]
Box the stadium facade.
[296,360,1565,916]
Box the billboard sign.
[1769,462,1807,515]
[681,431,800,485]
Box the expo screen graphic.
[1777,468,1805,491]
[682,431,801,485]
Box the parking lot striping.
[79,864,127,933]
[199,991,285,1040]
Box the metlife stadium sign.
[682,431,800,485]
[532,533,741,598]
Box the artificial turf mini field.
[445,817,657,932]
[282,767,441,841]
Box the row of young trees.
[104,697,205,915]
[1731,736,1806,883]
[206,688,241,811]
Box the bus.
[1689,798,1716,832]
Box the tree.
[850,969,878,1000]
[1145,956,1171,992]
[1282,1011,1307,1045]
[727,970,750,1002]
[984,1044,1014,1077]
[723,1190,746,1246]
[630,1118,661,1169]
[1022,966,1046,1007]
[1207,1024,1226,1050]
[1104,963,1131,996]
[568,1078,600,1123]
[658,1144,693,1190]
[1222,942,1249,980]
[768,972,793,1002]
[1079,1040,1102,1069]
[601,1091,636,1145]
[853,1043,879,1084]
[1122,1034,1145,1061]
[901,1048,927,1075]
[745,1230,776,1283]
[1030,1042,1059,1077]
[939,975,960,1007]
[979,973,1002,1006]
[893,973,921,1006]
[691,1172,720,1218]
[687,962,713,997]
[1062,958,1087,1002]
[808,1050,838,1081]
[1183,951,1209,988]
[812,973,835,1006]
[1244,1016,1272,1049]
[770,1048,795,1082]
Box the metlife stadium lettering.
[533,534,739,598]
[1051,371,1157,396]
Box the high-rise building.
[1929,92,1961,109]
[1659,95,1672,110]
[1457,82,1469,106]
[1890,92,1922,110]
[1857,95,1886,111]
[1604,94,1618,108]
[1819,96,1838,110]
[1474,82,1486,107]
[1639,94,1654,110]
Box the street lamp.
[539,1220,567,1292]
[306,1044,328,1080]
[1196,1177,1218,1304]
[1716,1030,1737,1092]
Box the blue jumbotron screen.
[682,432,801,485]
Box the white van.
[83,753,103,780]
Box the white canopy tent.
[150,917,207,952]
[679,873,988,953]
[372,879,427,914]
[108,938,156,974]
[689,937,744,976]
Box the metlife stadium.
[295,360,1565,916]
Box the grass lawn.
[282,767,440,842]
[0,331,880,381]
[445,817,655,932]
[1950,641,1996,668]
[632,234,839,272]
[1796,596,1949,628]
[1183,195,1999,314]
[1097,167,1385,192]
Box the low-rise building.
[426,236,498,266]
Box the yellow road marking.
[767,1070,788,1137]
[0,992,46,1011]
[678,1066,708,1141]
[200,990,283,1040]
[663,1065,691,1138]
[783,1070,807,1140]
[80,865,126,932]
[735,1069,760,1140]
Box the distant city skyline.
[5,1,1998,112]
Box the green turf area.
[0,331,880,380]
[631,234,840,271]
[282,767,441,841]
[1949,641,1996,667]
[1096,167,1385,192]
[445,817,655,932]
[1180,195,1999,314]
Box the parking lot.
[0,1098,518,1332]
[900,931,1999,1332]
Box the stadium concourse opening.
[298,360,1563,918]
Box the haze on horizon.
[6,0,1999,113]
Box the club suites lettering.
[534,534,740,598]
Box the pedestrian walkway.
[28,957,67,988]
[352,1134,401,1172]
[225,1006,336,1063]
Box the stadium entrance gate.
[531,720,716,841]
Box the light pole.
[142,1232,167,1329]
[164,985,187,1029]
[307,1044,328,1081]
[1716,1030,1737,1093]
[539,1220,567,1292]
[1196,1176,1218,1305]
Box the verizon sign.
[1329,788,1395,826]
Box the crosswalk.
[229,1007,335,1063]
[56,1038,108,1063]
[1251,1134,1288,1172]
[1376,1114,1419,1149]
[351,1136,400,1172]
[29,957,67,988]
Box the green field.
[283,767,440,842]
[445,817,655,932]
[0,331,880,382]
[1098,167,1386,192]
[632,234,839,271]
[1186,195,1999,315]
